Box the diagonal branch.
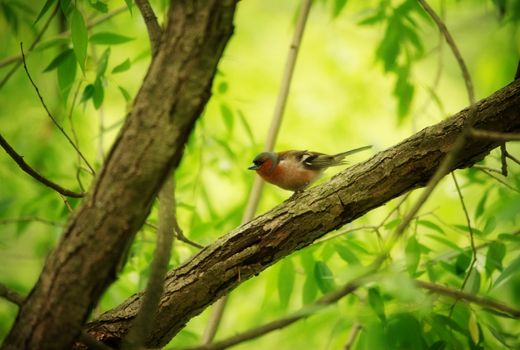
[85,79,520,347]
[135,0,162,56]
[0,133,85,198]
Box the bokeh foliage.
[0,0,520,348]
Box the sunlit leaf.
[81,84,95,103]
[278,258,295,309]
[464,269,480,294]
[468,312,479,344]
[483,216,497,236]
[93,77,104,109]
[90,32,134,45]
[486,241,506,276]
[314,261,335,293]
[418,220,444,234]
[112,58,132,74]
[88,0,108,13]
[70,8,88,71]
[368,287,385,321]
[335,242,361,265]
[494,253,520,288]
[474,191,488,220]
[118,85,132,102]
[34,0,57,23]
[124,0,133,14]
[332,0,348,18]
[97,47,111,78]
[405,236,421,275]
[220,103,234,133]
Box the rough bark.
[2,1,237,349]
[84,80,520,347]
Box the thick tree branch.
[3,1,238,349]
[85,80,520,347]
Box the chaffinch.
[248,146,371,192]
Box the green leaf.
[217,81,228,94]
[35,38,69,52]
[118,85,132,102]
[332,0,348,18]
[464,269,480,294]
[57,49,77,101]
[394,70,414,120]
[335,242,361,265]
[124,0,133,14]
[486,241,506,277]
[302,275,318,305]
[70,8,88,71]
[220,104,234,133]
[93,77,104,109]
[81,84,95,103]
[483,216,497,236]
[60,0,73,16]
[314,261,335,293]
[468,312,479,345]
[405,236,421,275]
[418,220,444,234]
[44,49,74,72]
[237,110,255,146]
[494,253,520,288]
[97,47,111,78]
[2,3,18,33]
[278,258,295,308]
[474,191,488,220]
[358,9,385,26]
[368,287,385,321]
[385,313,426,349]
[112,58,131,74]
[34,0,57,23]
[455,251,472,275]
[90,32,134,45]
[88,0,108,13]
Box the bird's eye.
[254,160,262,165]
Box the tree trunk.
[2,1,237,349]
[84,80,520,347]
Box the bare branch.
[124,177,175,349]
[135,0,162,56]
[500,144,508,176]
[477,168,520,193]
[344,323,362,350]
[506,151,520,166]
[0,133,85,198]
[417,280,520,318]
[20,43,96,175]
[0,283,24,306]
[470,128,520,141]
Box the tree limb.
[84,80,520,347]
[135,0,162,57]
[3,1,238,349]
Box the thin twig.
[500,144,508,176]
[450,173,477,295]
[0,133,85,198]
[344,322,362,350]
[145,222,203,249]
[0,217,63,227]
[135,0,162,56]
[0,3,59,89]
[0,282,24,306]
[67,81,86,192]
[417,280,520,318]
[394,0,477,239]
[124,177,175,349]
[477,168,520,193]
[505,152,520,166]
[202,0,314,343]
[20,43,96,175]
[472,165,503,174]
[470,128,520,141]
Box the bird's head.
[248,152,278,175]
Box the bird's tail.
[307,145,372,169]
[332,145,372,162]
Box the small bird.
[248,146,371,192]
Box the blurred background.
[0,0,519,348]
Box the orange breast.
[261,159,322,191]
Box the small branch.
[505,151,520,166]
[20,43,96,175]
[470,128,520,141]
[135,0,162,56]
[417,280,520,318]
[418,0,475,105]
[500,144,508,177]
[0,133,85,198]
[344,322,362,350]
[450,173,477,293]
[124,177,176,349]
[0,282,24,306]
[202,0,314,343]
[145,222,203,249]
[0,216,63,227]
[184,278,364,350]
[472,165,503,174]
[477,168,520,193]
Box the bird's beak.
[248,164,260,170]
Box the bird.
[248,146,372,193]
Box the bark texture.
[84,80,520,347]
[2,1,237,349]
